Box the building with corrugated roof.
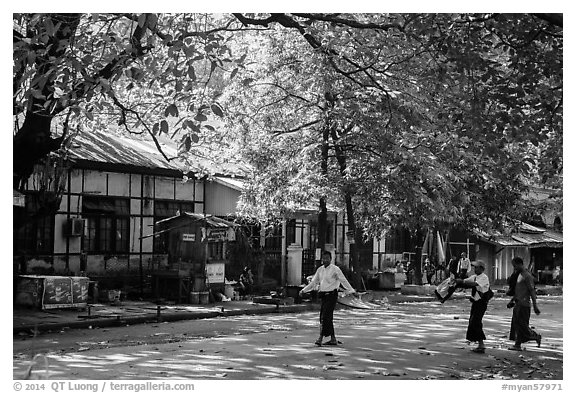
[13,129,251,301]
[474,221,563,285]
[14,129,355,302]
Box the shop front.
[146,212,236,304]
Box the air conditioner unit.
[65,218,85,237]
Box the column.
[286,243,304,286]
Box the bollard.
[156,305,162,322]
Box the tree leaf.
[160,120,169,134]
[165,103,179,117]
[138,14,147,28]
[184,136,191,151]
[211,103,224,117]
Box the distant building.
[474,221,562,285]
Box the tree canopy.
[13,13,563,242]
[223,13,562,236]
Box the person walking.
[299,250,356,346]
[508,256,542,351]
[457,252,471,279]
[447,255,459,278]
[455,260,491,353]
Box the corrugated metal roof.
[70,130,184,172]
[156,212,237,228]
[69,130,249,176]
[140,212,237,239]
[475,223,562,248]
[516,221,546,234]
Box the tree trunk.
[343,191,361,273]
[13,14,82,189]
[13,13,151,189]
[317,124,330,253]
[414,228,424,285]
[13,115,62,189]
[330,124,361,274]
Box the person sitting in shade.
[423,258,434,285]
[238,267,254,297]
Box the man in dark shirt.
[508,257,542,350]
[447,255,459,278]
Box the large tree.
[13,13,248,192]
[14,14,562,275]
[222,13,562,273]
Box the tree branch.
[533,13,563,28]
[291,13,404,31]
[108,90,175,162]
[271,118,322,136]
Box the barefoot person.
[508,257,542,351]
[455,260,491,353]
[299,250,356,346]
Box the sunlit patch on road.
[14,296,562,380]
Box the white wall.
[204,181,240,216]
[19,167,207,276]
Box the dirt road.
[14,296,562,380]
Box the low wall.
[400,284,437,296]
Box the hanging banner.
[436,231,446,264]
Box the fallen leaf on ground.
[293,365,315,370]
[323,365,338,371]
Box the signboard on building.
[346,231,355,244]
[13,193,25,207]
[206,263,225,284]
[207,228,230,241]
[182,233,196,242]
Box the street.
[13,295,562,380]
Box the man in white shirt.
[455,260,491,353]
[300,250,356,346]
[457,252,471,279]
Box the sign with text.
[182,233,196,242]
[206,263,225,284]
[207,228,228,241]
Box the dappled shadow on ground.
[14,297,562,380]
